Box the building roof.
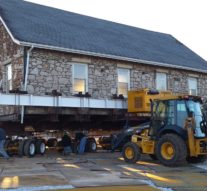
[0,0,207,72]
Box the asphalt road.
[0,150,207,191]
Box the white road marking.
[4,185,74,191]
[193,163,207,171]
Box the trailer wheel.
[87,139,97,152]
[4,140,11,150]
[24,139,36,157]
[122,142,141,163]
[156,134,187,166]
[36,139,46,155]
[4,140,13,156]
[18,140,27,157]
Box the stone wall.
[1,19,207,107]
[0,21,24,91]
[27,49,207,99]
[27,50,73,96]
[0,21,24,116]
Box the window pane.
[7,64,12,80]
[74,64,86,79]
[118,68,129,83]
[118,82,128,96]
[74,79,85,92]
[166,100,175,125]
[73,64,88,93]
[156,73,167,90]
[188,77,197,95]
[177,101,188,128]
[118,68,129,97]
[7,64,12,91]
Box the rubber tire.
[149,154,158,160]
[4,140,12,156]
[4,140,11,150]
[36,139,46,155]
[187,155,207,163]
[24,139,36,157]
[18,140,27,157]
[122,142,141,163]
[87,139,97,152]
[156,134,187,167]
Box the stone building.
[0,0,207,130]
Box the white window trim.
[117,68,130,97]
[72,63,88,93]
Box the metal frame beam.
[0,94,127,109]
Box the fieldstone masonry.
[1,21,207,118]
[28,50,73,96]
[0,22,24,116]
[27,48,207,99]
[0,22,24,91]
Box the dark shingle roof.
[0,0,207,72]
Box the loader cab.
[149,97,206,139]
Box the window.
[188,77,197,95]
[73,63,88,93]
[7,64,12,91]
[156,72,167,90]
[176,100,188,128]
[118,68,130,97]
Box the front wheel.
[122,142,141,163]
[156,134,187,166]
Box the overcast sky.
[25,0,207,61]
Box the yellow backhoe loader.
[123,89,207,166]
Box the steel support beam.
[0,94,127,109]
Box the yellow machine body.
[131,129,155,154]
[184,118,207,157]
[128,89,172,113]
[131,117,207,157]
[124,89,207,165]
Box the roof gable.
[0,0,207,72]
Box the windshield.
[186,100,203,130]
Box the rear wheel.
[187,155,207,163]
[122,142,141,163]
[36,139,46,155]
[156,134,187,166]
[4,140,13,156]
[18,140,27,157]
[24,139,36,157]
